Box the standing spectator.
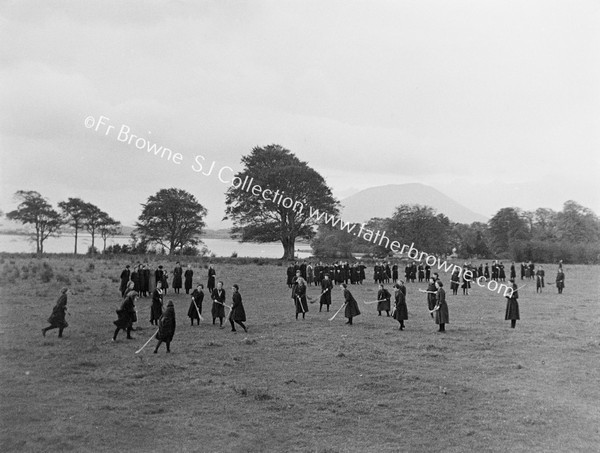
[119,265,130,297]
[172,262,183,294]
[184,264,194,294]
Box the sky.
[1,0,598,229]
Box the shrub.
[56,273,71,285]
[40,264,54,283]
[86,262,95,272]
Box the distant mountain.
[340,183,488,224]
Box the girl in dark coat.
[434,281,448,332]
[188,284,204,325]
[426,277,437,317]
[320,275,333,312]
[150,281,163,326]
[161,270,169,294]
[393,283,408,330]
[119,265,130,297]
[207,265,216,293]
[229,284,248,333]
[155,266,164,288]
[505,279,519,328]
[184,264,194,294]
[556,269,565,294]
[113,291,137,341]
[294,277,309,320]
[42,287,69,337]
[141,264,150,297]
[377,284,391,317]
[172,262,183,294]
[341,283,360,325]
[450,270,460,296]
[211,281,226,327]
[154,301,176,353]
[131,266,140,293]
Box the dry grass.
[0,256,599,452]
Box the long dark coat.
[505,285,520,320]
[207,268,216,292]
[294,283,309,314]
[394,287,408,321]
[434,288,449,325]
[156,305,176,342]
[426,282,437,310]
[556,271,565,290]
[188,289,204,320]
[230,292,246,322]
[114,295,135,329]
[142,268,150,293]
[150,289,163,323]
[184,269,194,291]
[320,279,333,306]
[172,266,183,289]
[343,289,361,318]
[48,294,68,328]
[131,270,140,292]
[119,269,130,295]
[377,288,391,312]
[211,288,226,318]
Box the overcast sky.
[1,0,598,229]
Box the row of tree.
[311,201,600,263]
[5,145,600,263]
[6,191,121,255]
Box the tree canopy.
[6,190,62,255]
[58,197,88,254]
[224,144,338,260]
[136,188,207,254]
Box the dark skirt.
[150,303,162,322]
[212,302,225,318]
[230,304,246,322]
[435,302,449,324]
[394,300,408,321]
[505,298,520,320]
[427,293,436,311]
[377,299,391,312]
[345,299,361,318]
[188,300,202,319]
[295,296,308,314]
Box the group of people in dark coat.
[286,261,367,287]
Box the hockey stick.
[135,329,159,354]
[328,303,346,321]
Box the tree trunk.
[90,232,95,254]
[35,227,41,257]
[102,237,107,253]
[74,227,78,254]
[282,237,296,260]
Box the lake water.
[0,233,313,259]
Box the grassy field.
[0,255,598,452]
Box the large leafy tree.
[98,212,121,253]
[6,190,62,255]
[488,207,530,254]
[555,200,600,243]
[58,197,87,254]
[382,205,452,256]
[136,188,207,254]
[224,145,338,260]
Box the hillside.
[340,183,488,224]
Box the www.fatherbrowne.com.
[306,207,515,298]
